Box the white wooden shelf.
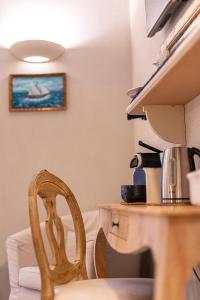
[126,24,200,115]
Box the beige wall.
[0,1,133,299]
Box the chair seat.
[55,278,154,300]
[19,267,153,300]
[18,252,150,300]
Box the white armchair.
[6,210,141,300]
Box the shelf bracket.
[143,105,186,145]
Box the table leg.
[94,228,108,278]
[154,254,189,300]
[152,219,198,300]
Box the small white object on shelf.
[127,87,143,100]
[187,170,200,205]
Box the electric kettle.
[161,147,200,204]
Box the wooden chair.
[29,170,153,300]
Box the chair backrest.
[29,170,88,299]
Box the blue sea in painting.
[12,91,64,108]
[12,75,65,109]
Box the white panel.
[143,105,186,145]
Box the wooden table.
[94,203,200,300]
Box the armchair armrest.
[6,225,42,292]
[6,210,99,294]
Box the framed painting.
[9,73,66,112]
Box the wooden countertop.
[97,202,200,217]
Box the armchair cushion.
[18,239,95,291]
[19,267,40,291]
[6,210,99,300]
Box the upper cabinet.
[126,24,200,115]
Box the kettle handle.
[189,147,200,170]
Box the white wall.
[185,95,200,150]
[0,1,133,299]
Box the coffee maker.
[121,141,162,204]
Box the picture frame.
[9,73,66,112]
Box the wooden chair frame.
[29,170,88,300]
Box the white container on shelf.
[187,170,200,205]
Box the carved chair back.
[29,170,88,299]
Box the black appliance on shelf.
[121,141,162,204]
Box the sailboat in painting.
[27,82,50,99]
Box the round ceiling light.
[10,40,65,63]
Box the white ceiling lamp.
[10,40,65,63]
